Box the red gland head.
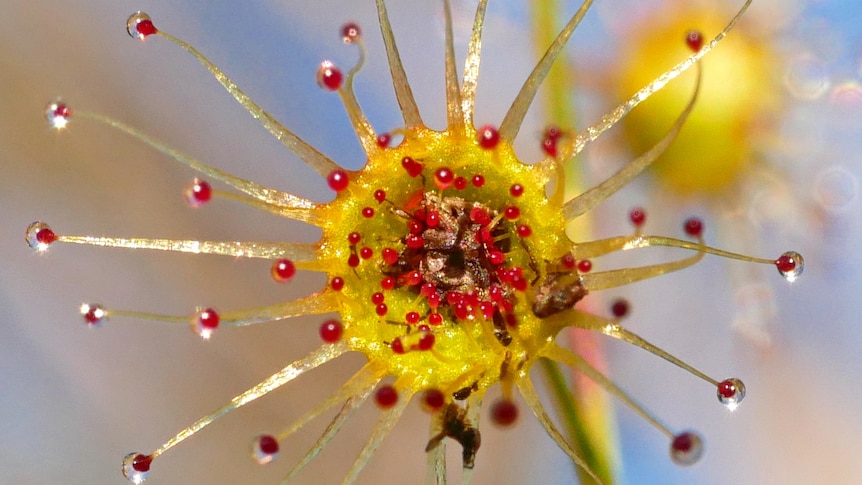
[683,217,704,238]
[316,60,343,91]
[477,125,500,149]
[327,169,350,192]
[490,398,518,427]
[509,183,524,197]
[685,29,704,52]
[374,385,399,409]
[610,298,630,319]
[421,389,446,413]
[319,319,343,343]
[341,22,362,44]
[271,259,296,283]
[376,133,391,148]
[401,156,423,177]
[629,207,646,227]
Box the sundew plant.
[26,0,803,483]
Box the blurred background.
[1,0,860,484]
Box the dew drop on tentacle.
[126,12,157,40]
[669,431,704,466]
[122,452,152,484]
[183,178,212,207]
[25,221,57,251]
[775,251,804,282]
[45,100,71,129]
[191,307,220,339]
[80,303,107,327]
[716,377,746,409]
[250,434,279,465]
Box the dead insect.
[425,403,482,469]
[532,271,588,318]
[452,381,479,401]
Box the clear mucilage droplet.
[45,100,71,129]
[25,221,57,251]
[775,251,804,282]
[80,303,107,327]
[251,434,279,465]
[182,178,212,207]
[717,377,746,409]
[191,307,219,339]
[121,453,152,484]
[670,431,704,466]
[126,11,156,40]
